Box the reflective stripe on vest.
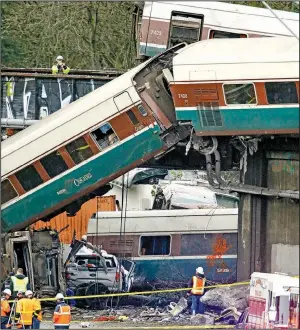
[11,276,28,293]
[16,298,34,326]
[1,298,10,316]
[191,276,205,295]
[32,298,42,321]
[52,65,58,74]
[62,67,70,74]
[54,304,71,326]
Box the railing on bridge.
[1,67,123,131]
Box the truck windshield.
[75,255,116,268]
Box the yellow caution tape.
[7,275,299,303]
[30,281,251,302]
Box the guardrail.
[1,68,123,128]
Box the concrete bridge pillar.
[237,140,299,281]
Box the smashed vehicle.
[1,229,135,300]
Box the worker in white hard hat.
[1,289,11,329]
[15,290,35,329]
[52,55,70,75]
[53,293,71,329]
[187,267,207,316]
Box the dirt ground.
[38,321,233,329]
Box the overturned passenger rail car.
[0,44,189,232]
[87,209,238,284]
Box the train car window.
[223,83,257,105]
[209,30,247,39]
[180,233,237,256]
[15,165,43,192]
[168,12,203,48]
[139,236,171,256]
[91,123,119,150]
[127,110,139,125]
[265,82,298,104]
[65,137,94,165]
[138,104,148,117]
[40,151,69,179]
[1,179,18,205]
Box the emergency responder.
[52,56,70,74]
[10,269,30,298]
[1,289,11,329]
[15,290,35,329]
[31,292,42,329]
[53,293,71,329]
[16,291,24,300]
[187,267,207,316]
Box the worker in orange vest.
[1,289,11,329]
[53,293,71,329]
[15,290,35,329]
[187,267,207,316]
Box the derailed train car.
[135,1,299,59]
[0,44,190,232]
[87,209,238,284]
[1,36,298,233]
[131,36,299,172]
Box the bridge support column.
[237,141,299,281]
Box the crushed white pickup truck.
[1,229,135,300]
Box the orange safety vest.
[16,298,35,326]
[191,276,205,295]
[32,298,42,321]
[53,303,71,326]
[1,298,10,316]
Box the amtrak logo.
[74,173,92,187]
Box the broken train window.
[1,179,18,205]
[65,137,93,165]
[40,151,69,178]
[168,12,203,48]
[15,165,43,192]
[223,83,257,105]
[140,235,171,256]
[91,123,119,150]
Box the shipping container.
[31,196,116,243]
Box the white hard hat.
[25,290,33,296]
[196,267,204,275]
[56,293,64,299]
[2,289,11,296]
[56,55,64,61]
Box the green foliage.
[1,1,298,70]
[1,1,136,70]
[229,1,299,12]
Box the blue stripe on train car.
[132,257,237,283]
[176,106,299,132]
[2,126,164,231]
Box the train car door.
[167,11,204,48]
